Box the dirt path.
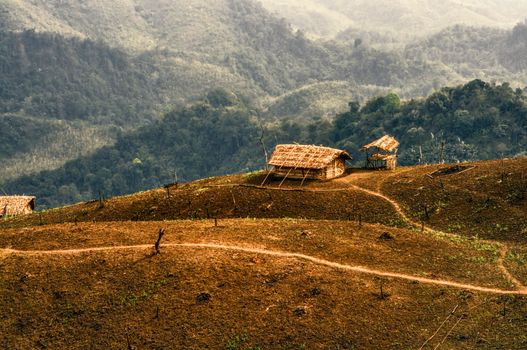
[1,243,526,296]
[338,173,527,291]
[497,245,525,289]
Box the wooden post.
[154,228,166,255]
[358,214,362,229]
[126,328,132,350]
[214,218,218,227]
[98,190,104,209]
[260,169,273,187]
[439,141,445,164]
[278,168,294,188]
[230,191,237,211]
[257,117,269,170]
[501,158,505,182]
[300,169,311,187]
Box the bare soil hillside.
[1,220,527,349]
[1,158,526,349]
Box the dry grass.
[380,158,527,242]
[1,220,527,349]
[1,158,526,348]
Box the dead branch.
[256,113,269,170]
[154,228,166,255]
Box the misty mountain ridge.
[1,0,527,205]
[259,0,527,40]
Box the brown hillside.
[1,220,527,349]
[0,170,405,230]
[2,158,525,244]
[1,158,526,348]
[376,158,527,242]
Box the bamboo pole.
[300,169,311,187]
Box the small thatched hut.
[361,135,399,170]
[0,196,36,217]
[267,144,352,183]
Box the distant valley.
[0,0,526,206]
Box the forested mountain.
[2,0,527,208]
[259,0,527,40]
[5,81,527,208]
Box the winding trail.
[497,245,525,289]
[338,173,527,291]
[1,243,527,296]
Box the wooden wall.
[273,157,346,181]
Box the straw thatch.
[361,135,399,170]
[362,135,399,152]
[267,144,352,181]
[269,144,352,169]
[0,196,36,217]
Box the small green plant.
[495,223,509,233]
[226,334,247,350]
[507,252,526,265]
[120,279,169,306]
[281,342,306,350]
[469,256,487,264]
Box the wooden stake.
[257,117,269,170]
[501,158,505,182]
[154,228,166,255]
[126,329,132,350]
[278,168,293,188]
[98,190,104,209]
[214,218,218,227]
[300,169,311,187]
[230,191,237,210]
[260,170,273,187]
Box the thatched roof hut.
[362,135,399,170]
[0,196,36,217]
[361,135,400,153]
[267,144,352,183]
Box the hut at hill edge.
[265,144,352,184]
[0,196,36,217]
[361,135,399,170]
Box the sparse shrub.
[507,252,526,265]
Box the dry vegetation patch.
[1,159,526,348]
[0,220,516,289]
[380,158,527,242]
[1,224,527,349]
[0,174,402,229]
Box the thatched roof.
[269,144,352,169]
[0,196,36,216]
[362,135,399,152]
